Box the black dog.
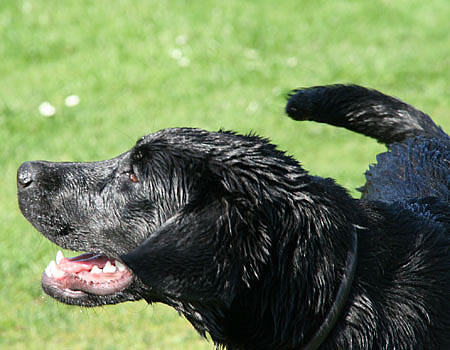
[17,85,449,349]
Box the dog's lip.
[42,250,134,297]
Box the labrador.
[17,85,449,349]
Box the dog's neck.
[302,228,358,350]
[157,176,362,350]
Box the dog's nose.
[17,161,36,188]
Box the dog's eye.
[129,172,139,183]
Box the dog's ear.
[121,196,260,307]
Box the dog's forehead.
[131,127,283,168]
[134,128,241,154]
[136,127,207,145]
[130,128,222,164]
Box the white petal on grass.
[169,48,183,59]
[175,34,188,45]
[38,102,56,117]
[245,49,258,60]
[178,56,190,67]
[64,95,80,107]
[246,101,259,114]
[286,57,298,67]
[272,87,282,96]
[22,1,32,13]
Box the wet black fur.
[18,85,449,349]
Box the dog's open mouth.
[42,251,134,298]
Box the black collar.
[302,228,358,350]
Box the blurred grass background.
[1,0,449,349]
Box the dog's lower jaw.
[42,280,144,307]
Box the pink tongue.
[58,253,111,273]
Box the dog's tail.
[285,84,446,145]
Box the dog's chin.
[41,279,144,307]
[40,250,143,307]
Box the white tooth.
[54,268,65,278]
[91,265,103,274]
[45,260,65,278]
[56,250,64,264]
[115,260,126,272]
[45,260,57,277]
[103,261,117,273]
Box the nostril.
[17,162,35,188]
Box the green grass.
[1,0,449,349]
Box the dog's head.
[17,128,310,308]
[18,127,360,348]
